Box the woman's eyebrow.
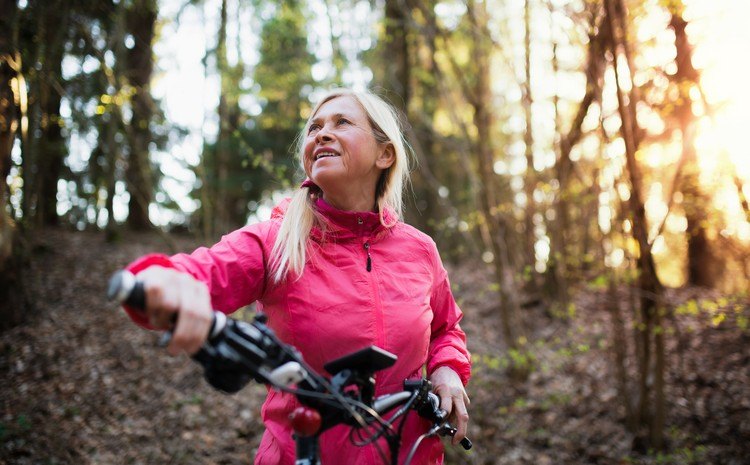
[310,112,349,124]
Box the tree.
[190,0,249,237]
[382,0,410,106]
[668,7,713,287]
[0,0,19,239]
[212,0,243,235]
[0,0,29,328]
[436,0,527,371]
[124,0,158,231]
[191,0,315,238]
[604,0,665,449]
[253,0,315,159]
[522,0,538,288]
[547,3,608,305]
[20,0,71,227]
[377,0,431,235]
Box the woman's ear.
[376,144,396,170]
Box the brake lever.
[437,422,473,450]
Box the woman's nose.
[316,124,334,142]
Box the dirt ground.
[1,228,749,464]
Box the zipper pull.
[364,242,372,272]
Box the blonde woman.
[122,88,471,465]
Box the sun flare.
[687,0,750,178]
[669,1,750,242]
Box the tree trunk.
[214,0,230,236]
[735,176,750,223]
[605,0,665,449]
[553,18,607,286]
[0,1,17,232]
[383,0,410,105]
[381,0,420,224]
[382,0,457,246]
[34,0,69,227]
[124,0,157,231]
[467,0,525,369]
[669,10,713,287]
[381,0,433,237]
[103,0,125,242]
[522,0,537,288]
[609,199,638,430]
[104,112,120,241]
[608,271,635,429]
[406,0,480,258]
[0,0,29,329]
[213,0,244,235]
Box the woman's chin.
[309,169,343,190]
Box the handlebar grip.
[108,269,224,340]
[459,437,472,450]
[108,270,146,310]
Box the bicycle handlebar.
[107,269,472,463]
[108,270,302,390]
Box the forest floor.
[1,227,749,465]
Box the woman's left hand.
[429,366,470,445]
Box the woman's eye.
[307,124,321,134]
[337,118,351,125]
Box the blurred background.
[0,0,748,464]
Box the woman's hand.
[136,266,213,356]
[429,366,470,445]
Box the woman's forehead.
[312,95,366,120]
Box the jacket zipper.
[362,239,385,368]
[363,241,372,272]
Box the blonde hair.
[270,88,411,283]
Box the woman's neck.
[322,191,376,212]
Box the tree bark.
[34,0,70,226]
[0,0,29,329]
[608,269,635,429]
[383,0,410,106]
[407,0,484,258]
[103,111,120,241]
[0,2,17,233]
[522,0,537,286]
[466,0,525,367]
[215,0,230,236]
[124,0,157,231]
[212,0,244,235]
[609,198,638,430]
[105,0,127,239]
[669,10,713,287]
[554,17,607,281]
[547,12,607,306]
[605,0,665,449]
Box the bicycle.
[108,270,472,465]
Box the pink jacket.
[125,198,471,465]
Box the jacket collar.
[312,198,396,242]
[270,196,397,242]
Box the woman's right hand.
[135,266,213,356]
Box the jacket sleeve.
[425,242,472,386]
[122,223,273,328]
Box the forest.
[1,0,749,464]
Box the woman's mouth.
[315,151,339,161]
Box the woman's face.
[303,95,393,199]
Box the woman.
[122,88,471,464]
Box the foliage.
[190,0,315,233]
